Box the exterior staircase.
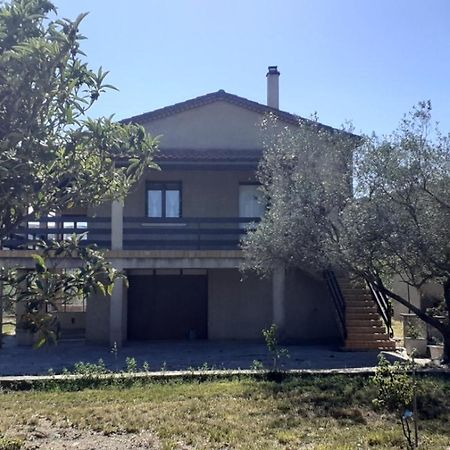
[337,277,396,351]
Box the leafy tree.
[0,0,158,239]
[242,102,450,362]
[0,0,158,344]
[5,234,122,347]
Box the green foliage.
[125,357,138,373]
[0,0,159,345]
[262,323,289,370]
[0,436,22,450]
[0,0,158,238]
[73,359,109,375]
[371,355,417,413]
[243,103,450,361]
[3,234,123,346]
[371,355,419,448]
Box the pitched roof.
[121,90,359,141]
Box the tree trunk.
[442,278,450,364]
[372,278,450,364]
[0,275,3,349]
[442,332,450,364]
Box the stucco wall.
[285,269,340,342]
[88,169,257,219]
[207,269,272,339]
[85,292,110,344]
[143,101,265,150]
[56,312,85,331]
[207,268,339,341]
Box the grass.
[1,315,15,336]
[1,375,450,449]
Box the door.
[127,274,208,340]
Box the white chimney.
[266,65,280,109]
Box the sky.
[53,0,450,136]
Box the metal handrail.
[323,270,347,341]
[367,281,394,338]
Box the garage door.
[127,274,208,340]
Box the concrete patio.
[0,336,406,376]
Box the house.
[5,67,395,350]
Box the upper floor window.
[146,182,181,218]
[239,183,265,218]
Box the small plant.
[125,357,138,373]
[142,361,150,372]
[0,436,23,450]
[73,359,109,375]
[371,355,419,448]
[405,321,422,339]
[262,324,289,370]
[250,359,265,371]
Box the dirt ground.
[12,420,164,450]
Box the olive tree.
[242,102,450,362]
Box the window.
[239,183,265,218]
[146,182,181,218]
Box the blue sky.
[54,0,450,135]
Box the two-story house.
[7,67,396,351]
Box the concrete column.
[15,269,27,325]
[272,262,286,333]
[111,198,124,250]
[109,267,126,347]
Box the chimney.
[266,65,280,109]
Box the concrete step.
[346,301,376,307]
[343,294,373,300]
[346,304,378,310]
[346,325,386,332]
[346,333,391,341]
[347,319,384,327]
[345,340,396,351]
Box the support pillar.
[111,198,124,250]
[272,262,286,335]
[109,272,126,348]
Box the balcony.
[3,215,260,251]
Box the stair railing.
[367,281,394,338]
[323,270,347,341]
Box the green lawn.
[1,375,449,449]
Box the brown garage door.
[127,274,208,340]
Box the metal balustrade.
[2,216,260,250]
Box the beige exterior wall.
[85,268,339,343]
[207,269,272,339]
[55,312,85,331]
[85,291,110,344]
[142,101,265,150]
[285,269,339,341]
[89,168,257,219]
[207,268,339,341]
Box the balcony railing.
[3,216,260,251]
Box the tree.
[0,0,158,344]
[5,234,122,347]
[0,0,158,240]
[242,102,450,363]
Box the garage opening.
[127,270,208,340]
